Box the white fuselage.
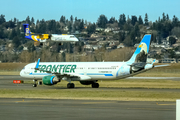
[20,62,131,81]
[50,34,79,42]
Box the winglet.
[35,58,40,70]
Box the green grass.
[1,79,180,101]
[0,88,179,101]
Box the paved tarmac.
[0,98,176,120]
[0,75,177,120]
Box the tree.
[97,14,108,28]
[131,16,137,26]
[0,26,5,39]
[0,14,6,25]
[172,15,179,27]
[119,14,126,27]
[138,16,143,24]
[79,19,84,31]
[123,36,133,46]
[144,13,149,26]
[9,29,17,40]
[109,17,116,24]
[87,23,96,34]
[162,12,166,22]
[67,22,72,33]
[70,15,73,23]
[118,31,125,43]
[31,17,35,24]
[171,27,180,37]
[48,20,56,33]
[166,14,169,21]
[60,15,66,24]
[26,16,31,24]
[169,37,177,46]
[13,36,21,48]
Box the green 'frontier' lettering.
[59,65,64,73]
[70,65,76,73]
[41,65,46,73]
[52,65,59,72]
[63,65,66,72]
[65,65,71,73]
[36,64,77,73]
[46,65,52,71]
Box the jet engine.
[42,76,60,85]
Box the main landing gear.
[33,79,42,87]
[67,83,75,88]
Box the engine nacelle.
[144,64,154,70]
[42,76,60,85]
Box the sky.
[1,0,180,23]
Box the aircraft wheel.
[92,83,99,88]
[67,83,75,88]
[38,81,42,85]
[71,83,75,88]
[33,84,37,87]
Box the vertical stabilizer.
[23,24,31,36]
[128,34,151,63]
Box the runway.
[0,98,176,120]
[0,75,177,120]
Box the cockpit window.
[23,67,25,70]
[70,36,75,38]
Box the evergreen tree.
[138,16,143,24]
[109,17,116,24]
[166,14,169,21]
[119,14,126,27]
[162,12,166,22]
[13,36,21,48]
[131,16,137,26]
[0,14,6,24]
[87,23,96,34]
[10,29,17,40]
[70,15,73,23]
[26,16,31,24]
[31,17,35,24]
[60,15,66,24]
[172,15,179,27]
[79,19,84,31]
[144,13,149,26]
[97,14,108,28]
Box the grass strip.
[0,88,179,101]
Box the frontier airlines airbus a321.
[20,34,167,88]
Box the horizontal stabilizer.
[154,64,170,68]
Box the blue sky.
[1,0,180,23]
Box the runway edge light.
[177,99,180,120]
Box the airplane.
[20,34,168,88]
[23,24,79,45]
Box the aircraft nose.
[20,70,24,77]
[74,38,79,42]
